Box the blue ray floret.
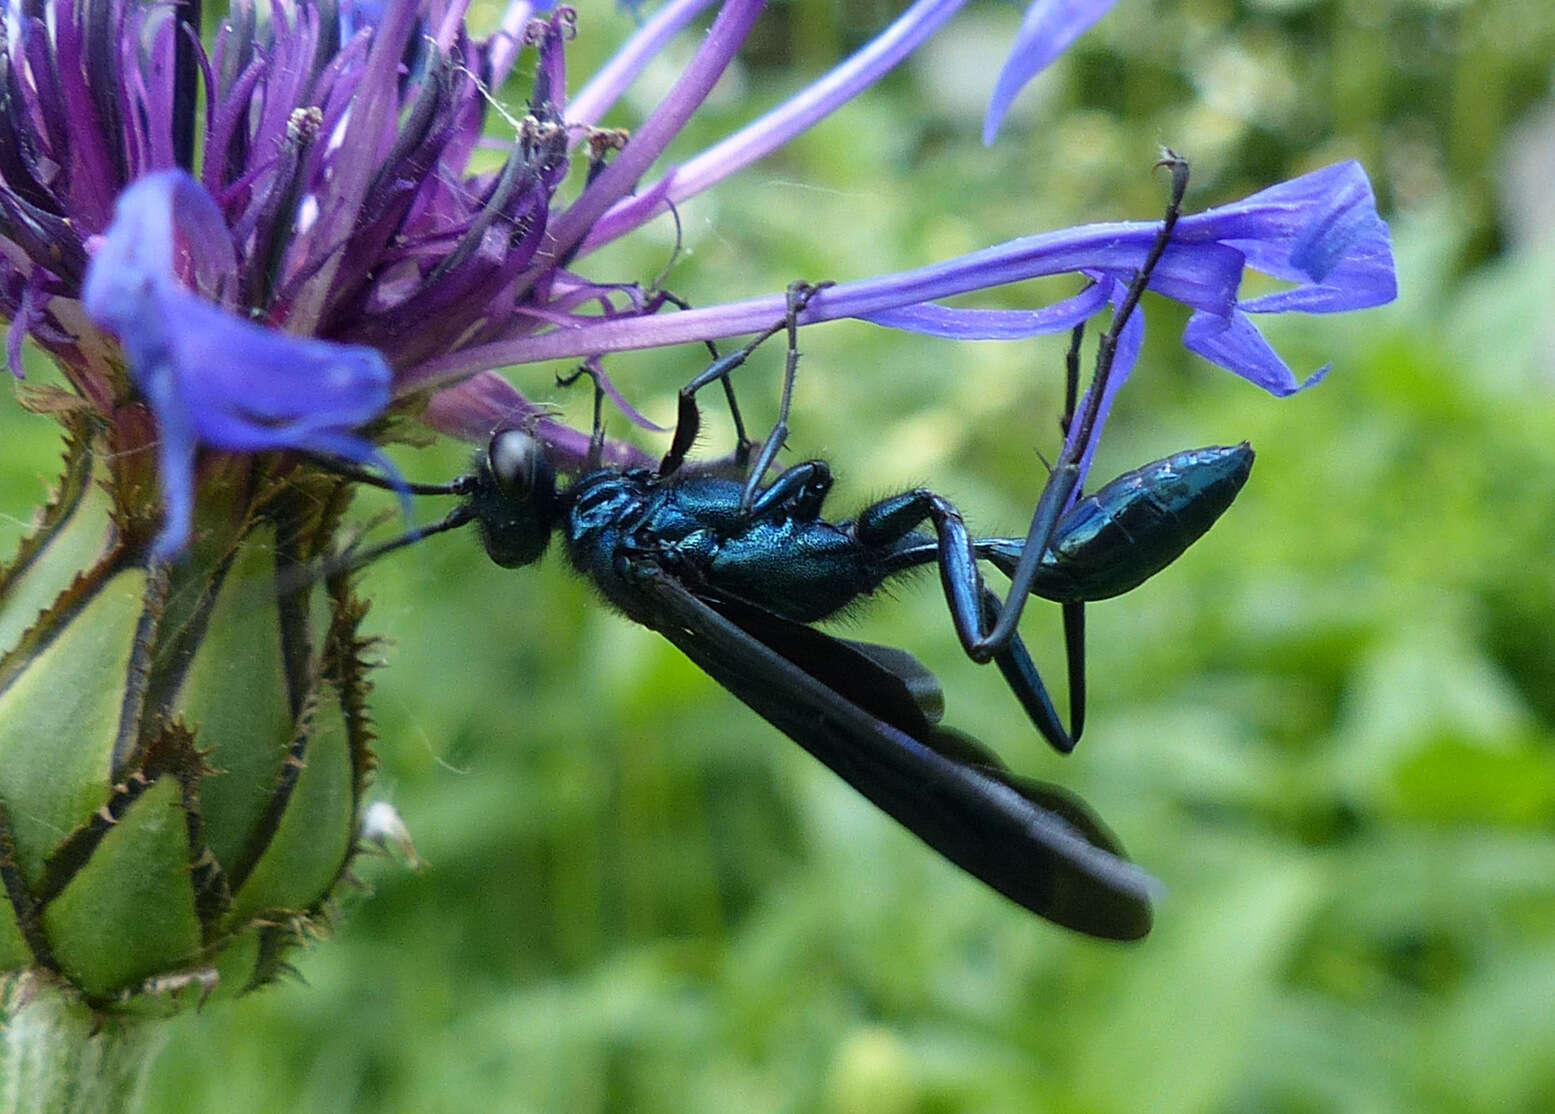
[83,171,397,558]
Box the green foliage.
[6,1,1554,1110]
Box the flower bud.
[0,415,374,1011]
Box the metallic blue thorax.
[561,468,891,624]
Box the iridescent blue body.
[460,433,1252,753]
[480,441,1255,630]
[564,464,924,626]
[983,443,1255,603]
[322,159,1264,939]
[777,441,1262,613]
[417,427,1254,939]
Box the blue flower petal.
[1182,308,1330,397]
[137,364,199,560]
[1164,161,1395,392]
[984,0,1119,145]
[1180,161,1397,313]
[82,170,238,322]
[860,282,1110,339]
[83,170,396,557]
[164,292,391,448]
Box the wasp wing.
[639,568,1157,940]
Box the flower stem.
[0,971,164,1114]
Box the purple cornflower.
[1,0,1396,559]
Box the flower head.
[2,0,584,553]
[0,0,1395,552]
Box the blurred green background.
[7,0,1555,1110]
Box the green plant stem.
[0,971,164,1114]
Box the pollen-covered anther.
[520,116,566,146]
[287,106,325,146]
[525,7,577,43]
[587,127,630,159]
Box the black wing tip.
[1058,896,1154,942]
[1005,870,1157,941]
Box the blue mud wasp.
[324,155,1251,938]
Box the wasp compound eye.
[471,430,556,568]
[487,429,554,502]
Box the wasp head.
[468,430,558,568]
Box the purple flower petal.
[83,170,396,557]
[411,160,1393,406]
[534,0,765,274]
[568,0,722,127]
[5,264,51,379]
[578,0,973,257]
[983,0,1120,145]
[423,370,542,442]
[424,370,654,473]
[405,220,1248,388]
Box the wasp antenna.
[276,504,478,597]
[329,505,478,576]
[302,452,467,497]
